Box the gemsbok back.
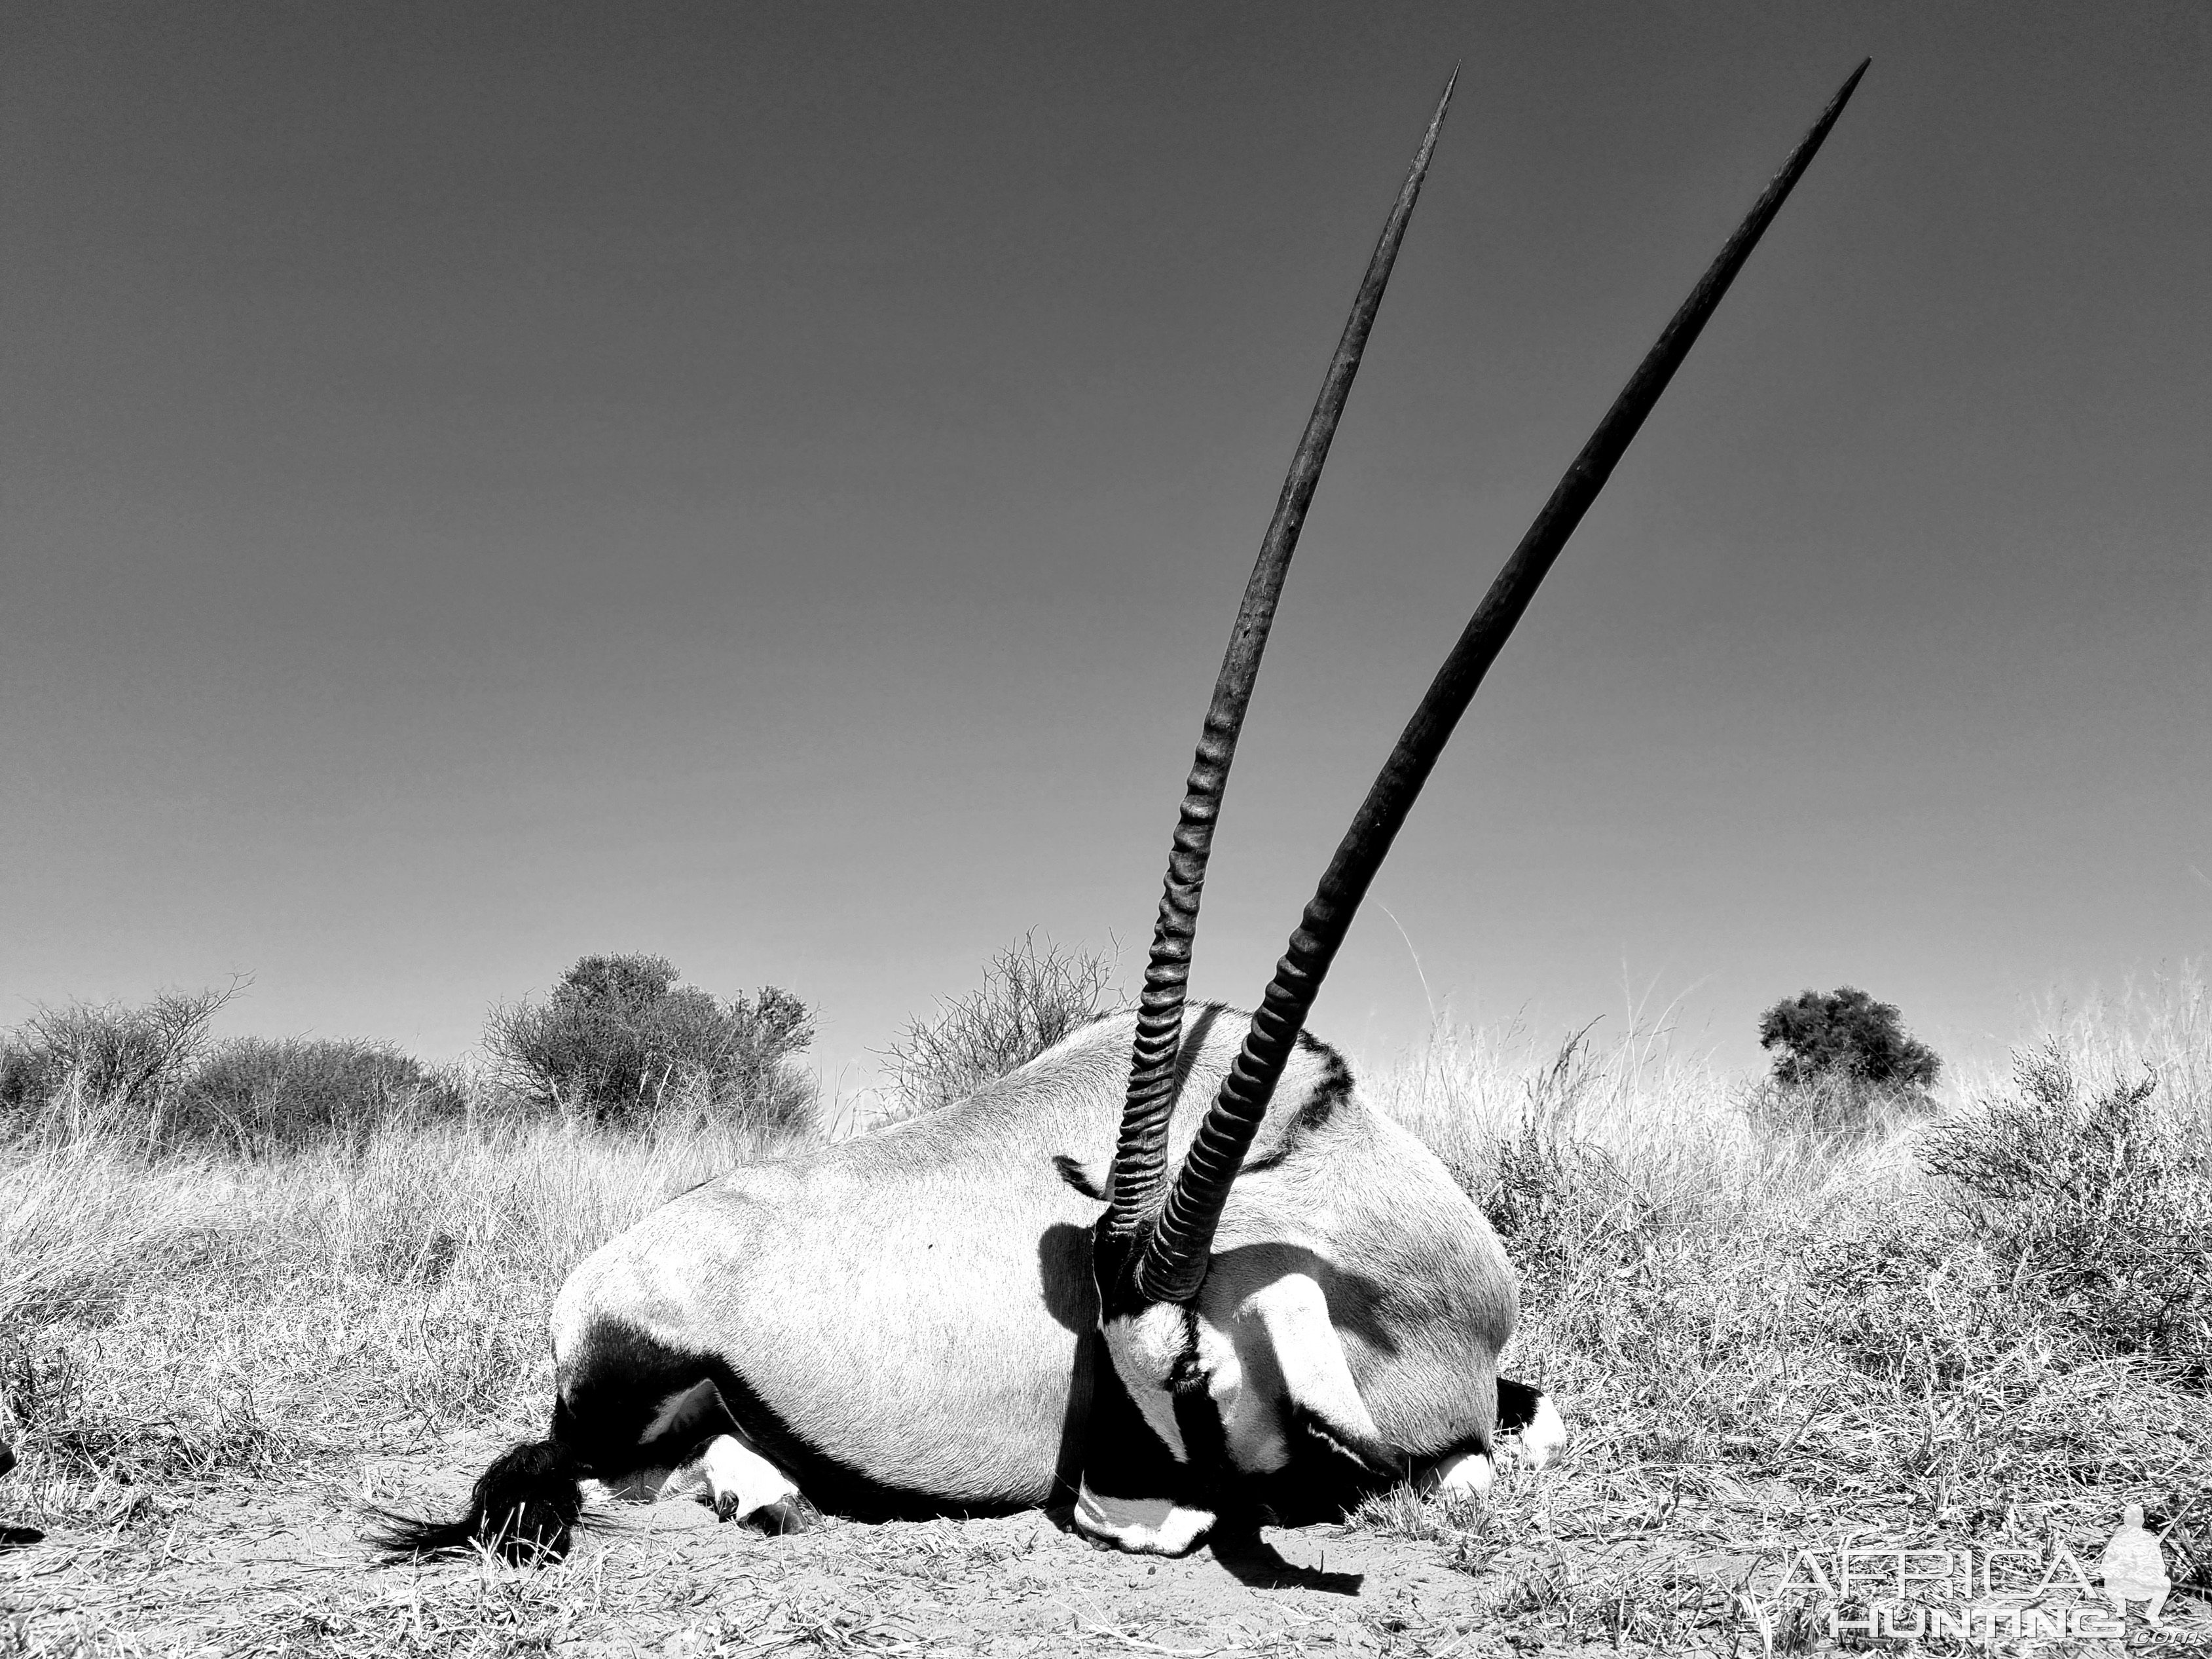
[379,60,1866,1562]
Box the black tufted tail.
[370,1437,584,1565]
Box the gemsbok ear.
[1238,1273,1397,1478]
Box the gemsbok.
[380,60,1866,1561]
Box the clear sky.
[4,3,2206,1097]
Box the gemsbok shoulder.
[379,60,1867,1562]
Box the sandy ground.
[9,1427,2211,1656]
[0,1429,1715,1657]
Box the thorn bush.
[0,984,241,1149]
[877,935,1121,1122]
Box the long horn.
[1135,60,1871,1301]
[1102,69,1461,1239]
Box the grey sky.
[4,3,2206,1092]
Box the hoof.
[746,1495,820,1536]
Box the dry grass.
[1357,965,2212,1651]
[0,1115,790,1546]
[3,974,2209,1653]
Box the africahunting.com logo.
[1746,1508,2173,1647]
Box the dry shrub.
[0,994,478,1161]
[877,935,1120,1122]
[1,986,238,1148]
[1386,1018,1791,1320]
[1921,1040,2212,1373]
[169,1036,470,1157]
[0,1336,287,1490]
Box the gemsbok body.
[381,60,1866,1562]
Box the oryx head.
[1079,62,1869,1552]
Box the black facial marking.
[1288,1028,1355,1129]
[1077,1335,1205,1508]
[1151,1307,1234,1508]
[1091,1227,1151,1322]
[1160,1305,1198,1389]
[1285,1400,1403,1480]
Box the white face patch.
[1102,1303,1195,1463]
[1072,1483,1216,1557]
[702,1434,799,1523]
[1519,1393,1568,1469]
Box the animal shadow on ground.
[1044,1501,1365,1595]
[1209,1525,1363,1594]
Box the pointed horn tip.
[1804,58,1870,141]
[1432,65,1460,122]
[1415,64,1460,153]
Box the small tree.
[483,954,815,1133]
[1758,986,1940,1091]
[1746,985,1939,1143]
